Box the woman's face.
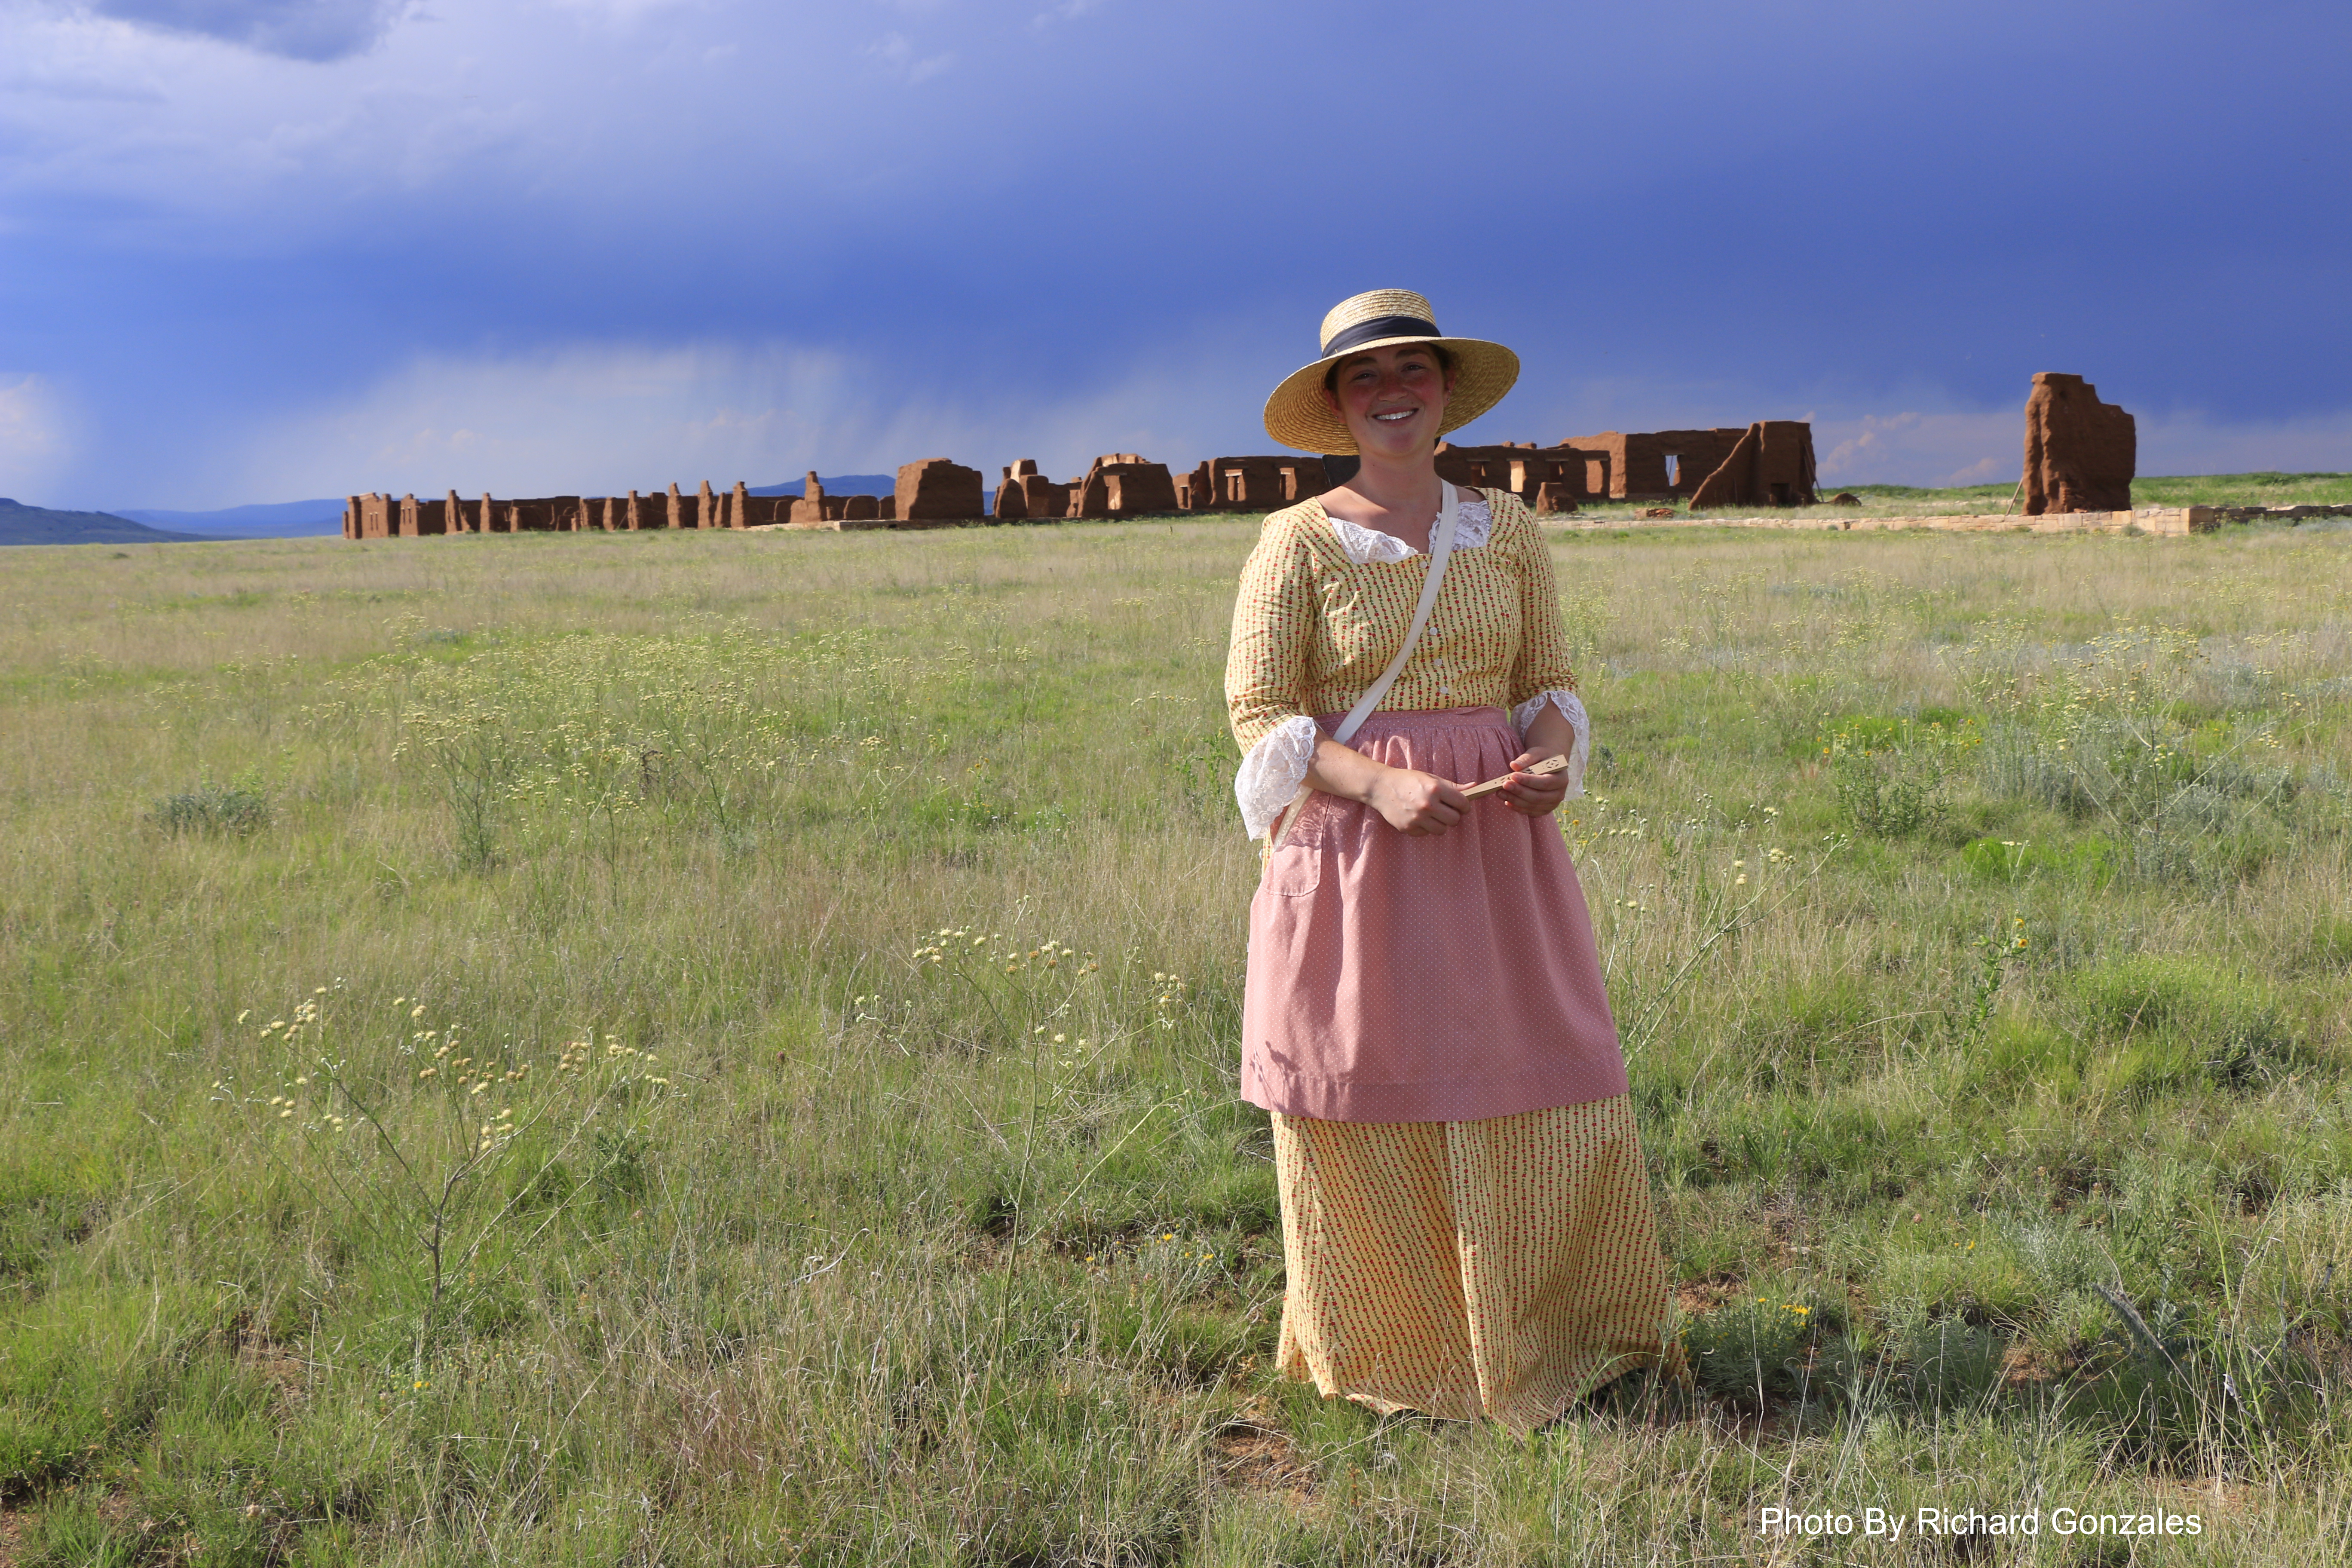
[1321,343,1456,461]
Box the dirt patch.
[0,1505,24,1568]
[1674,1276,1745,1316]
[2000,1343,2058,1387]
[1210,1400,1314,1498]
[235,1326,309,1409]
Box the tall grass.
[2,518,2350,1562]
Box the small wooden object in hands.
[1459,753,1569,799]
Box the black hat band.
[1319,314,1441,360]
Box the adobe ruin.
[1685,422,1819,511]
[1433,444,1609,510]
[790,473,831,527]
[1178,456,1332,514]
[2022,373,2135,514]
[1071,455,1179,519]
[1422,427,1815,511]
[895,459,986,525]
[342,418,1824,543]
[993,460,1071,523]
[1551,427,1816,508]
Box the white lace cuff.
[1511,690,1590,799]
[1234,715,1320,839]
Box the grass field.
[3,497,2351,1564]
[1561,470,2352,524]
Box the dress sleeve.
[1501,493,1590,797]
[1225,514,1321,755]
[1225,514,1325,839]
[1500,492,1580,708]
[1511,691,1590,799]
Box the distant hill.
[750,475,897,497]
[0,498,205,547]
[108,499,345,539]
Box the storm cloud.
[1,0,2345,509]
[80,0,406,60]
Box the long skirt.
[1271,1094,1673,1433]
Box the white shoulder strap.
[1268,483,1462,845]
[1332,481,1460,743]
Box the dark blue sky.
[2,0,2345,508]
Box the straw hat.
[1262,288,1519,455]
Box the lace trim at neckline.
[1321,498,1493,564]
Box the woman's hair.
[1324,342,1455,395]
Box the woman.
[1225,289,1672,1433]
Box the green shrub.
[1894,1319,2012,1412]
[1958,834,2117,884]
[1821,715,1973,837]
[589,1127,652,1203]
[2069,955,2296,1090]
[0,1164,92,1286]
[1682,1285,1830,1406]
[2302,914,2352,972]
[1972,1014,2085,1094]
[150,782,270,836]
[22,1489,138,1567]
[1734,975,1882,1091]
[1832,757,1936,837]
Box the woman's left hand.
[1500,749,1571,816]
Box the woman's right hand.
[1302,736,1465,836]
[1365,766,1467,836]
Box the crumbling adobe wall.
[1180,456,1329,513]
[2023,373,2135,514]
[730,481,796,528]
[1687,421,1817,510]
[993,460,1072,522]
[1538,426,1813,502]
[358,425,1821,542]
[1562,430,1743,500]
[895,459,986,525]
[1071,455,1177,518]
[1173,463,1208,512]
[1209,456,1284,512]
[536,498,588,531]
[397,495,449,536]
[771,472,896,528]
[995,461,1034,521]
[788,473,831,527]
[1435,443,1613,506]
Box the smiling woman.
[1226,289,1674,1433]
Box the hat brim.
[1262,335,1520,455]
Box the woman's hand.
[1499,748,1571,816]
[1366,767,1468,836]
[1303,737,1467,837]
[1503,701,1578,816]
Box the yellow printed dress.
[1224,487,1673,1430]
